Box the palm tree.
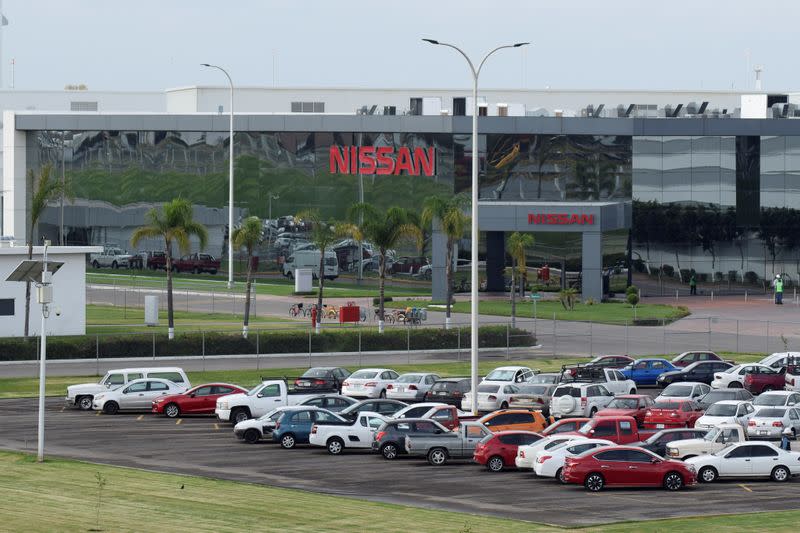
[295,209,342,324]
[507,232,534,328]
[130,198,208,340]
[421,194,469,329]
[345,203,422,332]
[24,165,68,337]
[231,216,263,339]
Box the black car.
[298,394,359,413]
[293,367,350,393]
[633,428,709,457]
[423,377,471,406]
[656,361,733,387]
[339,399,407,420]
[696,388,754,410]
[372,418,448,459]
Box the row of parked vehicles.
[89,246,221,274]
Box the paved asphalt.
[3,398,800,527]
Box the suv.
[549,383,614,418]
[66,367,190,410]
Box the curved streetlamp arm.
[201,63,233,88]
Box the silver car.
[747,407,800,440]
[92,378,186,414]
[386,373,440,402]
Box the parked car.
[666,424,747,460]
[294,367,351,393]
[711,363,776,389]
[515,435,588,470]
[753,391,800,409]
[423,378,471,406]
[696,388,754,410]
[461,383,520,412]
[93,378,187,414]
[565,415,656,444]
[534,439,614,482]
[391,403,472,431]
[234,406,294,443]
[405,422,491,465]
[66,367,191,411]
[654,382,710,403]
[386,373,441,402]
[473,431,543,472]
[341,368,400,399]
[508,383,557,414]
[338,399,408,420]
[541,417,591,436]
[595,395,655,427]
[309,411,387,454]
[632,428,709,457]
[90,247,134,269]
[561,367,637,396]
[549,383,614,419]
[481,366,537,385]
[784,358,800,392]
[642,400,704,430]
[298,394,360,413]
[145,251,167,270]
[371,418,449,460]
[271,407,345,449]
[656,361,733,387]
[758,352,797,370]
[215,380,331,424]
[565,355,634,376]
[151,383,247,418]
[694,400,756,430]
[687,442,800,482]
[478,409,553,433]
[743,367,787,395]
[670,351,727,368]
[528,373,561,385]
[747,407,800,440]
[172,253,220,274]
[619,358,677,385]
[563,446,697,491]
[390,256,428,275]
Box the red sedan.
[151,383,247,418]
[595,395,654,427]
[562,445,697,491]
[642,400,704,430]
[541,418,590,436]
[473,431,542,472]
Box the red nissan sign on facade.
[329,145,436,176]
[528,213,595,225]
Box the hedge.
[0,326,536,361]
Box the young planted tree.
[295,209,342,324]
[345,203,422,332]
[506,232,534,328]
[131,198,208,340]
[231,216,263,338]
[420,194,469,329]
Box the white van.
[65,367,191,410]
[283,250,338,280]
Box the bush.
[661,265,675,277]
[679,269,692,282]
[728,270,738,283]
[373,296,392,305]
[744,271,759,285]
[626,285,638,297]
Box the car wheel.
[92,260,99,268]
[771,465,790,482]
[589,407,598,417]
[112,261,118,269]
[629,388,637,394]
[232,409,250,424]
[243,429,260,444]
[379,390,386,399]
[381,443,398,460]
[280,433,296,449]
[728,381,742,388]
[210,269,217,275]
[164,403,180,418]
[699,466,718,483]
[584,473,604,492]
[327,437,344,455]
[102,401,119,415]
[663,472,684,491]
[556,467,566,484]
[427,448,448,466]
[78,396,93,411]
[487,456,504,472]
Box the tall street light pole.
[422,39,529,415]
[202,63,235,289]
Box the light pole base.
[168,327,175,340]
[378,320,385,333]
[445,316,452,330]
[315,323,321,335]
[227,281,234,290]
[242,325,249,339]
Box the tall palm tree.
[345,203,422,332]
[24,164,68,337]
[231,216,263,339]
[295,209,342,324]
[421,194,469,329]
[131,198,208,340]
[507,232,534,328]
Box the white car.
[481,366,536,385]
[309,411,386,454]
[234,406,294,443]
[515,435,587,470]
[753,391,800,409]
[711,363,774,389]
[695,400,756,430]
[654,382,710,403]
[549,383,614,418]
[746,407,800,440]
[687,442,800,482]
[758,352,799,370]
[386,373,440,402]
[533,438,614,482]
[341,368,400,399]
[92,378,186,414]
[65,367,190,410]
[461,383,520,412]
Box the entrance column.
[582,231,603,302]
[485,231,505,292]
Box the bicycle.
[289,303,304,317]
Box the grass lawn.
[386,299,690,325]
[1,450,798,533]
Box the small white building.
[0,244,101,337]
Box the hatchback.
[473,431,542,472]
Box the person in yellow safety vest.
[775,274,784,305]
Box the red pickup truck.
[562,415,657,445]
[743,367,786,394]
[173,253,221,274]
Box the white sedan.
[687,442,800,482]
[515,435,586,470]
[654,382,710,403]
[461,383,520,412]
[386,373,440,402]
[341,368,399,399]
[92,378,186,414]
[533,439,614,482]
[695,400,756,430]
[711,363,775,389]
[747,407,800,440]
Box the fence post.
[553,312,557,356]
[407,327,411,364]
[707,317,712,350]
[736,319,739,353]
[256,331,260,370]
[625,320,629,355]
[589,320,593,357]
[308,329,312,368]
[506,323,510,360]
[766,321,770,354]
[152,331,156,360]
[96,334,100,376]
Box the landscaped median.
[0,325,535,361]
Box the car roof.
[352,368,393,373]
[759,391,797,396]
[397,372,435,377]
[714,400,750,405]
[492,430,542,436]
[480,409,535,419]
[664,381,705,386]
[434,377,470,382]
[107,367,185,373]
[613,394,649,399]
[192,383,243,389]
[124,377,177,385]
[401,402,447,409]
[490,366,531,371]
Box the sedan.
[541,417,590,436]
[671,351,725,367]
[696,388,754,410]
[293,367,350,393]
[298,394,360,413]
[515,435,587,470]
[563,446,697,491]
[508,383,557,414]
[473,431,543,472]
[753,391,800,409]
[656,361,733,387]
[632,428,709,457]
[687,442,800,482]
[386,373,440,402]
[534,439,614,482]
[341,368,399,399]
[747,407,800,440]
[151,383,247,418]
[528,373,561,385]
[694,400,756,430]
[642,401,704,430]
[654,382,710,403]
[711,363,775,389]
[423,377,471,406]
[93,378,186,414]
[339,399,407,420]
[461,383,520,412]
[596,395,655,426]
[620,358,677,385]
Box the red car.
[595,395,655,427]
[473,430,542,472]
[151,383,247,417]
[743,367,786,394]
[642,400,704,430]
[562,445,697,491]
[541,417,590,436]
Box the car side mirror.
[650,457,661,464]
[588,429,595,435]
[190,393,196,398]
[256,393,263,398]
[434,429,443,434]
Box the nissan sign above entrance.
[528,213,595,225]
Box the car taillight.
[537,455,551,464]
[581,397,587,407]
[488,395,497,401]
[744,375,753,384]
[342,381,350,387]
[453,391,462,397]
[645,410,652,417]
[748,420,756,426]
[311,425,318,434]
[365,382,377,387]
[314,379,326,385]
[375,431,386,441]
[408,385,418,391]
[387,384,394,389]
[519,450,526,458]
[773,421,784,427]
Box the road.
[1,397,799,527]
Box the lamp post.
[423,39,529,415]
[267,192,279,249]
[202,63,235,289]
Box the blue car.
[272,407,343,449]
[620,358,677,385]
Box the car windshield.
[756,408,787,418]
[652,401,681,409]
[484,369,517,381]
[578,422,594,434]
[702,391,732,403]
[430,381,460,391]
[529,374,557,384]
[478,384,500,393]
[350,371,378,380]
[705,404,738,416]
[724,365,743,374]
[607,398,638,409]
[518,385,550,395]
[247,385,264,396]
[588,357,604,364]
[703,427,722,441]
[301,369,332,378]
[661,385,693,397]
[257,408,283,421]
[397,374,423,383]
[553,386,580,397]
[754,394,788,407]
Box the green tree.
[130,198,208,339]
[345,203,422,332]
[421,194,469,328]
[231,216,263,338]
[506,232,534,328]
[295,209,344,323]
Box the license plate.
[437,391,447,395]
[656,424,665,429]
[759,430,768,436]
[298,382,310,387]
[396,386,404,392]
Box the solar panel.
[5,260,64,283]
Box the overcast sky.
[2,0,795,92]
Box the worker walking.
[781,427,793,451]
[689,273,697,296]
[775,274,784,305]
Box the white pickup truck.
[216,380,321,424]
[666,424,746,460]
[89,247,134,269]
[308,411,387,454]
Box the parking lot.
[2,398,800,527]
